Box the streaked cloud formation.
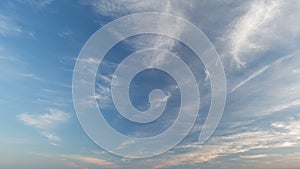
[225,0,300,68]
[0,0,299,169]
[17,109,70,145]
[231,50,300,92]
[160,118,300,167]
[0,14,22,36]
[83,1,300,168]
[17,109,70,129]
[227,0,282,67]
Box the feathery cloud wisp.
[231,50,300,92]
[17,108,70,129]
[0,15,22,36]
[17,109,70,145]
[227,0,282,67]
[149,117,300,168]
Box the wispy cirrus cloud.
[226,0,282,67]
[224,0,300,68]
[40,132,61,146]
[83,0,196,67]
[17,109,70,145]
[21,0,56,8]
[76,1,300,168]
[17,72,45,82]
[0,14,22,36]
[229,50,300,118]
[0,46,21,62]
[262,99,300,116]
[17,108,70,129]
[84,0,192,18]
[57,29,73,38]
[231,50,300,92]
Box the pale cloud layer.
[17,109,70,145]
[0,14,22,36]
[84,0,195,67]
[21,0,56,8]
[226,0,282,67]
[80,0,300,168]
[5,0,298,168]
[17,108,70,129]
[231,50,300,92]
[224,0,300,68]
[143,117,300,169]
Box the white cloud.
[22,0,56,8]
[231,50,300,92]
[227,0,281,67]
[17,72,45,82]
[0,15,22,36]
[76,1,300,168]
[0,48,20,62]
[231,65,269,92]
[57,30,72,38]
[85,0,192,18]
[271,119,300,139]
[17,108,70,129]
[143,117,300,168]
[224,0,300,68]
[17,109,70,145]
[84,0,195,68]
[262,99,300,115]
[239,154,268,159]
[76,57,98,65]
[228,49,300,118]
[41,132,61,142]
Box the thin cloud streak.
[85,0,194,68]
[231,50,300,92]
[17,109,70,145]
[23,0,56,8]
[17,108,70,129]
[0,14,22,36]
[151,118,300,168]
[17,72,45,82]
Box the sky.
[0,0,300,169]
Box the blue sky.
[1,0,300,169]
